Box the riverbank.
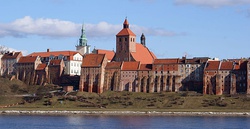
[1,110,250,116]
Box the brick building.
[104,61,122,91]
[179,57,209,92]
[35,63,48,85]
[137,64,153,93]
[1,51,22,76]
[15,56,42,85]
[114,19,156,64]
[79,54,108,93]
[203,60,237,95]
[120,61,140,92]
[152,58,182,92]
[48,59,65,85]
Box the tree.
[0,45,9,54]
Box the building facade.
[1,52,22,76]
[28,50,82,76]
[79,54,108,93]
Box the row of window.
[118,37,135,42]
[71,62,82,67]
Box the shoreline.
[1,110,250,117]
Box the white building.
[28,50,83,76]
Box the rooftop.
[121,61,140,71]
[18,56,38,64]
[131,43,156,64]
[82,54,106,67]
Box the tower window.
[119,38,122,42]
[125,38,127,41]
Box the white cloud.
[175,0,250,8]
[0,16,180,38]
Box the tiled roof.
[121,61,140,71]
[18,56,38,63]
[233,60,248,70]
[49,59,62,66]
[130,43,156,64]
[2,52,22,59]
[95,49,115,61]
[220,61,234,70]
[153,58,179,65]
[139,64,152,71]
[82,54,105,67]
[116,28,136,36]
[36,63,47,70]
[106,62,122,69]
[123,18,129,25]
[205,61,220,71]
[28,51,79,60]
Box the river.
[0,115,249,129]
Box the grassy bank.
[1,77,250,112]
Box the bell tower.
[76,24,91,55]
[115,18,136,62]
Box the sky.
[0,0,250,59]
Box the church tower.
[76,24,91,55]
[115,18,136,62]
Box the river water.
[0,115,249,129]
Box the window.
[125,38,127,41]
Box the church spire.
[123,18,129,29]
[140,33,146,46]
[79,23,87,46]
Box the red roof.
[82,54,105,67]
[139,64,152,71]
[18,56,38,63]
[28,51,79,61]
[106,62,122,69]
[116,28,136,36]
[36,63,47,70]
[153,58,179,65]
[205,61,220,71]
[95,49,115,61]
[116,19,135,36]
[122,61,140,71]
[220,62,234,70]
[124,18,129,25]
[130,43,156,64]
[49,59,62,66]
[2,52,22,59]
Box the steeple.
[79,24,87,46]
[123,18,129,29]
[76,23,91,55]
[140,33,146,46]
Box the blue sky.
[1,0,250,59]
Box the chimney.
[47,49,50,52]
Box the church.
[114,18,156,64]
[79,18,157,93]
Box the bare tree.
[0,45,9,54]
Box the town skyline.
[1,0,250,59]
